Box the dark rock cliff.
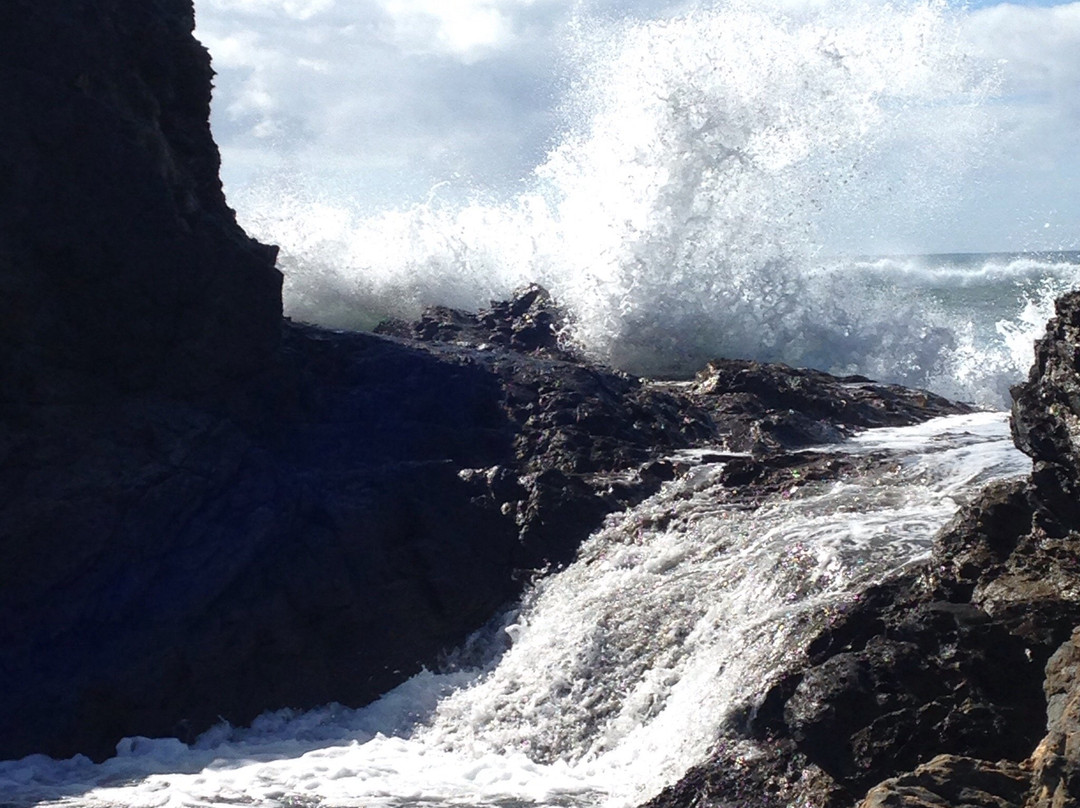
[14,5,1075,804]
[0,0,281,403]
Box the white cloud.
[381,0,519,60]
[942,3,1080,249]
[964,3,1080,102]
[195,0,586,197]
[200,0,338,20]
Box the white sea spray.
[221,0,1080,407]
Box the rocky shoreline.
[645,292,1080,807]
[3,2,1080,807]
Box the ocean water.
[0,413,1030,808]
[820,251,1080,404]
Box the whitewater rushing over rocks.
[1,413,1029,808]
[230,1,1079,407]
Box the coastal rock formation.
[375,283,578,362]
[856,292,1080,808]
[683,359,970,454]
[0,273,967,763]
[0,298,715,761]
[859,756,1030,808]
[0,0,281,403]
[1028,626,1080,808]
[1,0,1065,793]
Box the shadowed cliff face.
[0,0,281,403]
[1012,290,1080,539]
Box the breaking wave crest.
[233,0,1076,408]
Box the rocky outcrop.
[859,756,1030,808]
[0,0,281,403]
[1028,627,1080,808]
[1,272,970,763]
[375,283,578,362]
[684,359,970,455]
[1011,291,1080,540]
[0,304,716,762]
[647,291,1080,808]
[781,583,1042,795]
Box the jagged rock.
[859,756,1029,808]
[934,485,1080,658]
[777,578,1043,796]
[649,288,1080,808]
[933,479,1036,601]
[937,291,1080,660]
[0,0,699,761]
[1029,627,1080,808]
[0,0,1003,770]
[641,740,845,808]
[0,300,975,763]
[0,0,281,403]
[1012,291,1080,538]
[931,294,1080,661]
[0,312,726,762]
[376,284,577,361]
[684,359,972,454]
[855,624,1080,808]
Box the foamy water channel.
[2,412,1028,808]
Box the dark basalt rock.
[0,314,707,762]
[859,756,1030,808]
[0,303,973,764]
[796,294,1080,807]
[1028,627,1080,808]
[780,579,1044,796]
[3,284,959,762]
[1011,291,1080,537]
[0,0,281,404]
[642,739,845,808]
[376,283,578,361]
[682,359,972,455]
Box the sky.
[193,0,1080,254]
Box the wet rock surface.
[682,359,972,455]
[1,277,964,763]
[649,291,1080,808]
[1029,627,1080,808]
[375,283,579,362]
[0,277,969,763]
[858,756,1031,808]
[643,739,845,808]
